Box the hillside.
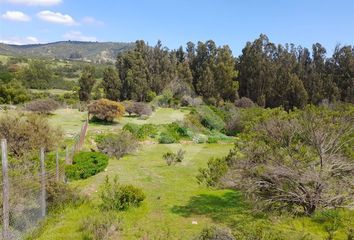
[0,41,135,63]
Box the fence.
[0,119,89,240]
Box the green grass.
[30,89,73,95]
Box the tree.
[18,60,55,89]
[226,106,354,215]
[102,67,121,101]
[0,80,29,104]
[78,65,96,101]
[88,98,125,122]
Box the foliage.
[196,105,226,131]
[0,113,62,156]
[65,152,109,180]
[158,132,178,144]
[18,60,55,89]
[163,149,185,166]
[102,67,121,101]
[122,101,152,116]
[88,98,125,122]
[81,212,120,240]
[100,175,145,211]
[0,80,29,104]
[96,131,139,159]
[197,157,228,187]
[79,65,96,101]
[224,106,354,215]
[195,226,235,240]
[234,97,255,108]
[25,98,60,114]
[46,180,84,211]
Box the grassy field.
[30,89,73,95]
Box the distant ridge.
[0,41,135,63]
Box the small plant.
[65,152,109,180]
[195,226,235,240]
[158,132,177,144]
[163,149,185,166]
[81,212,120,240]
[100,175,145,211]
[197,157,228,187]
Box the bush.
[137,124,158,139]
[25,98,60,114]
[46,180,83,211]
[158,132,177,144]
[66,152,109,180]
[163,149,185,166]
[235,97,255,108]
[100,176,145,211]
[197,157,228,187]
[88,98,125,122]
[122,101,152,116]
[196,105,225,131]
[81,212,120,240]
[122,123,140,135]
[195,226,235,240]
[96,131,139,159]
[0,113,62,156]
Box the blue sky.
[0,0,353,55]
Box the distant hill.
[0,41,135,63]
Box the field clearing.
[30,89,73,95]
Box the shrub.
[195,226,235,240]
[224,113,242,136]
[196,105,225,131]
[88,98,125,122]
[197,157,228,187]
[96,131,139,159]
[81,212,120,240]
[192,134,208,144]
[25,98,60,114]
[46,180,83,211]
[65,152,109,180]
[163,149,185,166]
[235,97,255,108]
[100,176,145,211]
[137,124,158,139]
[123,101,152,116]
[158,132,177,144]
[207,136,218,143]
[0,113,62,156]
[122,123,140,135]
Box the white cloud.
[0,36,39,45]
[2,11,31,21]
[3,0,62,6]
[62,31,96,42]
[82,17,104,26]
[37,10,77,25]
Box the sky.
[0,0,353,55]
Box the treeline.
[98,34,353,109]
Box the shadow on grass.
[171,191,256,225]
[89,118,120,126]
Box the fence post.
[56,149,59,182]
[40,147,46,218]
[1,139,10,240]
[65,145,69,164]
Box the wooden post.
[1,139,10,240]
[55,149,59,182]
[40,147,46,217]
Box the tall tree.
[102,67,121,101]
[78,65,96,101]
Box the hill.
[0,41,135,63]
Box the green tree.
[18,60,54,89]
[78,65,96,101]
[102,67,121,101]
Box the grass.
[30,89,73,95]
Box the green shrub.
[207,136,218,143]
[81,212,120,240]
[196,105,225,131]
[197,157,228,187]
[66,152,109,180]
[122,123,140,136]
[158,132,177,144]
[137,124,158,139]
[96,131,138,159]
[100,176,145,211]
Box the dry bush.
[25,98,60,114]
[122,101,152,116]
[0,113,62,156]
[234,97,255,108]
[88,98,125,122]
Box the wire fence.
[0,119,88,240]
